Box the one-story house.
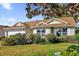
[0,25,8,37]
[4,17,76,37]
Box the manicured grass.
[0,43,76,56]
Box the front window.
[57,28,67,36]
[37,29,45,36]
[62,28,67,35]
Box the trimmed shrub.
[12,34,27,45]
[41,38,46,42]
[0,36,5,40]
[33,35,42,44]
[45,34,61,43]
[1,37,15,46]
[26,34,49,44]
[75,30,79,34]
[60,36,77,43]
[1,33,27,46]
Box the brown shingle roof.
[0,25,8,30]
[24,17,75,28]
[24,20,48,27]
[13,22,29,27]
[58,17,75,27]
[4,17,76,29]
[4,26,26,30]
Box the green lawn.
[0,43,76,56]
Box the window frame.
[37,28,45,36]
[57,28,67,36]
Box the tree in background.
[25,3,79,21]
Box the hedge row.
[0,33,79,46]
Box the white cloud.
[0,3,12,10]
[7,18,18,25]
[0,17,19,26]
[7,18,16,22]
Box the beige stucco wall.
[45,28,51,35]
[33,29,37,34]
[67,28,75,35]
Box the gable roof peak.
[13,22,25,27]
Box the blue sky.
[0,3,43,26]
